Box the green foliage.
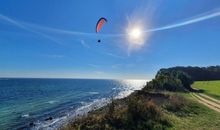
[126,96,170,130]
[165,95,187,112]
[106,97,115,119]
[144,69,193,92]
[63,96,171,130]
[166,93,220,130]
[145,76,183,91]
[62,66,220,130]
[164,66,220,81]
[157,69,193,89]
[163,94,199,117]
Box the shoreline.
[58,88,146,129]
[60,89,172,130]
[26,80,147,130]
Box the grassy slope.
[192,80,220,99]
[62,92,220,130]
[166,93,220,130]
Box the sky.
[0,0,220,79]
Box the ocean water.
[0,78,147,130]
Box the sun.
[127,26,145,46]
[130,27,142,40]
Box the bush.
[165,95,187,112]
[164,94,198,117]
[144,69,193,92]
[63,96,171,130]
[125,96,170,130]
[144,75,184,92]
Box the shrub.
[165,95,187,112]
[144,75,184,92]
[125,96,170,130]
[63,96,171,130]
[157,69,193,89]
[144,69,193,92]
[164,94,198,117]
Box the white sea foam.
[31,79,147,130]
[88,91,99,95]
[47,100,58,104]
[21,114,29,118]
[32,98,110,130]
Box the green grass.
[192,80,220,99]
[166,93,220,130]
[62,91,220,130]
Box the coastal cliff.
[61,66,220,130]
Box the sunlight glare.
[127,25,145,46]
[130,27,142,40]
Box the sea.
[0,78,147,130]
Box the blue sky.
[0,0,220,79]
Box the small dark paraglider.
[96,17,107,43]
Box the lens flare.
[128,27,143,44]
[130,27,142,39]
[126,24,146,47]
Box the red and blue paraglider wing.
[96,17,107,33]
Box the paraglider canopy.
[96,17,107,33]
[96,17,107,43]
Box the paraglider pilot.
[96,17,107,43]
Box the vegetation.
[163,66,220,81]
[166,93,220,130]
[192,80,220,99]
[61,66,220,130]
[164,94,191,116]
[144,68,193,91]
[62,92,220,130]
[63,94,171,130]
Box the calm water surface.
[0,78,147,130]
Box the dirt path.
[198,93,220,105]
[191,93,220,113]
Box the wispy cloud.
[126,63,135,68]
[94,71,104,74]
[42,54,65,58]
[1,8,220,37]
[111,64,121,69]
[88,64,99,68]
[1,8,220,40]
[0,14,63,45]
[80,40,90,48]
[111,63,135,69]
[106,53,127,59]
[147,8,220,33]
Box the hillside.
[161,66,220,81]
[61,66,220,130]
